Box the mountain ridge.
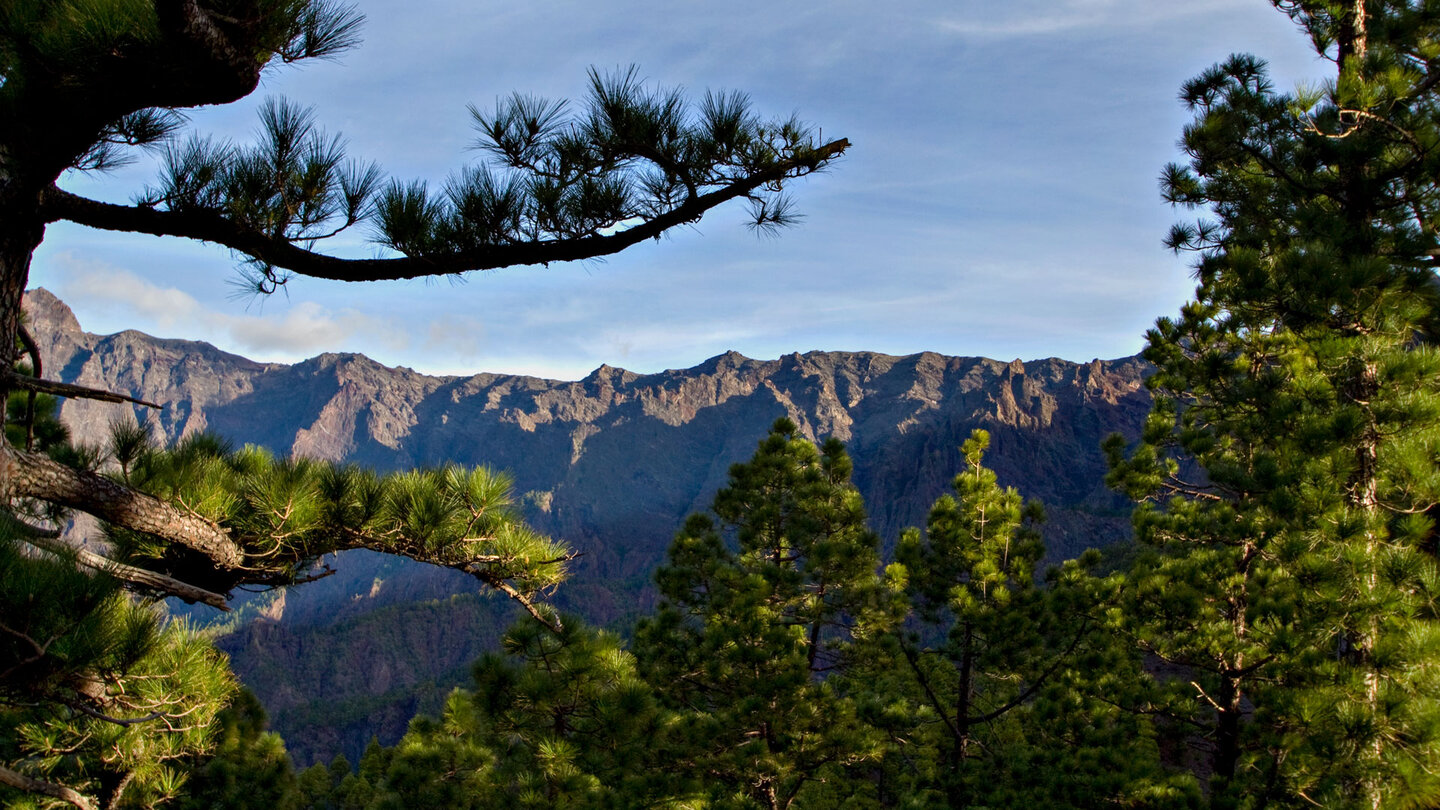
[21,287,1153,764]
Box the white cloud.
[45,253,410,361]
[229,302,409,354]
[421,314,488,365]
[937,0,1248,39]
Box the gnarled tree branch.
[0,442,243,569]
[5,372,162,410]
[39,139,849,283]
[23,535,229,611]
[0,763,96,810]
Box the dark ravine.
[23,288,1153,764]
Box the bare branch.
[4,372,162,410]
[16,325,42,380]
[469,567,563,633]
[66,701,169,727]
[284,566,338,586]
[0,763,97,810]
[23,535,230,611]
[898,641,964,743]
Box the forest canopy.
[7,1,1440,809]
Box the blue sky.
[32,1,1323,380]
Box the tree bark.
[1347,359,1384,810]
[0,441,244,569]
[0,764,97,810]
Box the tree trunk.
[1214,672,1244,804]
[950,621,975,808]
[0,174,46,396]
[1213,541,1256,801]
[1334,7,1383,803]
[1347,359,1384,810]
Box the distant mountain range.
[23,288,1154,764]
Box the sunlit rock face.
[23,287,1153,764]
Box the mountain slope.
[22,288,1152,763]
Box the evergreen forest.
[4,1,1440,808]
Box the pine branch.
[898,642,964,744]
[0,763,96,810]
[964,616,1091,726]
[22,534,230,611]
[39,138,849,283]
[471,568,563,633]
[0,443,243,569]
[4,372,162,410]
[335,525,569,627]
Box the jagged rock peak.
[305,352,382,370]
[22,288,82,335]
[695,349,755,374]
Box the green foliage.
[465,617,669,808]
[897,429,1044,622]
[283,616,670,810]
[173,688,300,810]
[0,533,152,703]
[633,418,889,809]
[0,0,360,88]
[0,380,236,810]
[0,582,233,808]
[870,431,1190,808]
[1110,2,1440,805]
[887,428,1053,804]
[105,434,569,597]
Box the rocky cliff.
[22,288,1153,763]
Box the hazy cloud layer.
[47,254,411,361]
[937,0,1252,38]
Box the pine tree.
[464,617,671,808]
[362,617,670,809]
[288,616,669,809]
[173,688,300,810]
[632,418,889,810]
[1110,2,1440,806]
[886,430,1189,808]
[0,4,844,806]
[891,429,1049,806]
